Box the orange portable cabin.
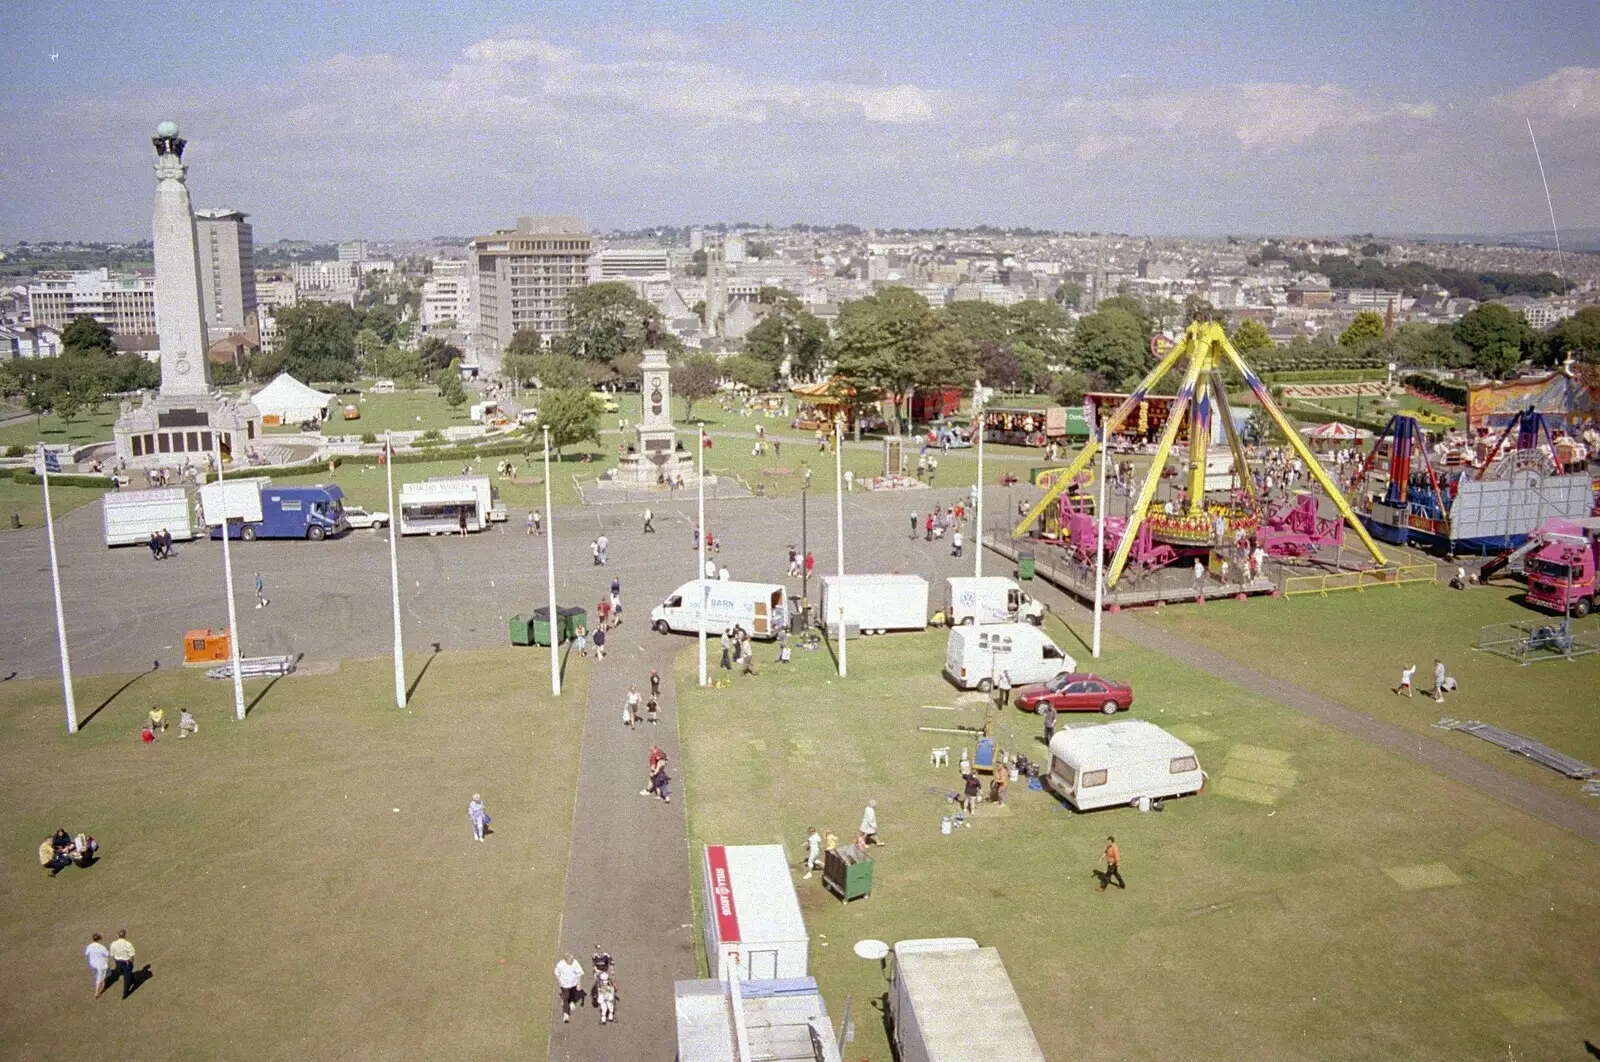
[183,629,232,665]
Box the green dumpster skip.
[509,614,535,646]
[531,606,588,646]
[822,845,873,902]
[1017,550,1036,581]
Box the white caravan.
[944,576,1046,626]
[819,574,928,634]
[1046,719,1205,811]
[653,581,788,640]
[886,938,1046,1062]
[102,488,197,547]
[944,623,1074,691]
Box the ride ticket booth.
[701,844,810,981]
[183,629,231,666]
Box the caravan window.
[1080,769,1108,788]
[1170,755,1198,774]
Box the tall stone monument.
[114,121,260,468]
[614,329,694,485]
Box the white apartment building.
[589,248,671,281]
[194,208,258,335]
[26,269,157,335]
[470,216,591,351]
[422,258,473,328]
[0,324,61,359]
[337,240,368,263]
[1500,296,1579,330]
[291,261,359,291]
[255,276,297,311]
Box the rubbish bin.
[822,845,873,902]
[509,614,535,646]
[1017,550,1036,581]
[530,606,588,646]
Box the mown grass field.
[1142,581,1600,795]
[0,651,586,1060]
[676,620,1600,1062]
[0,477,109,531]
[0,407,120,451]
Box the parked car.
[343,505,390,530]
[1014,672,1133,714]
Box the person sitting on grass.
[72,834,99,867]
[148,706,166,732]
[178,710,199,738]
[40,837,72,877]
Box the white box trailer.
[197,477,270,525]
[701,844,809,981]
[944,623,1074,691]
[819,574,928,634]
[887,938,1045,1062]
[427,474,506,522]
[944,576,1045,626]
[1046,719,1204,811]
[398,476,504,535]
[102,487,197,547]
[653,581,788,640]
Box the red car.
[1014,673,1133,714]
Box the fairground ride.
[1014,319,1387,588]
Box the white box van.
[1045,719,1204,811]
[944,623,1074,691]
[820,574,928,634]
[700,844,809,981]
[103,487,196,547]
[653,580,787,640]
[887,938,1045,1062]
[944,576,1045,626]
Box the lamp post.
[385,431,406,707]
[212,434,246,721]
[1093,425,1108,659]
[698,426,708,687]
[543,426,560,696]
[800,487,809,607]
[37,445,77,733]
[834,416,846,678]
[974,377,984,577]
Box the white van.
[1045,720,1204,811]
[820,574,928,634]
[944,623,1074,691]
[944,576,1045,626]
[653,580,788,640]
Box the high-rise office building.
[194,209,257,335]
[27,269,157,335]
[470,216,591,351]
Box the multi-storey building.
[194,209,258,335]
[26,269,157,335]
[337,240,368,263]
[422,258,473,328]
[589,248,670,281]
[291,261,359,292]
[470,216,591,351]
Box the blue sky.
[3,0,1596,240]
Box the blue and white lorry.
[199,478,349,541]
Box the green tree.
[1180,295,1216,325]
[558,282,663,364]
[438,360,467,410]
[744,303,833,382]
[526,354,590,391]
[535,389,601,455]
[688,249,708,278]
[1545,306,1600,364]
[1395,322,1472,369]
[724,353,776,391]
[271,302,362,381]
[1340,311,1386,349]
[1474,344,1521,380]
[674,354,721,421]
[941,301,1009,348]
[419,335,463,375]
[1454,303,1534,359]
[1055,280,1084,310]
[978,343,1023,391]
[60,316,116,357]
[1230,318,1274,354]
[1052,368,1093,407]
[1069,308,1149,385]
[833,285,940,431]
[1094,296,1153,338]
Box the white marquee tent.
[251,373,336,425]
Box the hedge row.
[1283,404,1392,432]
[1402,373,1470,407]
[1259,368,1389,383]
[10,469,115,488]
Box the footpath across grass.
[0,650,586,1060]
[676,622,1600,1062]
[1142,581,1600,793]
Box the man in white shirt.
[554,954,585,1022]
[858,800,883,847]
[108,930,137,998]
[85,933,110,998]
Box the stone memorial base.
[112,390,263,470]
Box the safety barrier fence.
[1283,562,1438,598]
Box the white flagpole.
[834,416,846,678]
[974,378,984,578]
[698,426,707,687]
[543,426,561,697]
[385,432,406,707]
[1093,425,1108,659]
[213,435,246,721]
[38,446,78,734]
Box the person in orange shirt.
[1098,835,1125,891]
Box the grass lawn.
[1142,582,1600,792]
[0,408,120,452]
[0,477,108,531]
[676,621,1600,1062]
[1293,393,1463,429]
[314,390,474,437]
[0,650,586,1059]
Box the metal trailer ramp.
[206,655,299,680]
[1434,718,1599,780]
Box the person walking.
[992,761,1010,806]
[951,529,964,558]
[909,510,918,539]
[468,794,489,842]
[554,954,585,1023]
[962,770,982,814]
[591,540,601,566]
[1394,663,1416,698]
[1192,557,1204,597]
[1098,836,1126,891]
[526,510,536,535]
[858,800,884,846]
[532,508,542,535]
[649,669,661,699]
[645,693,659,725]
[624,687,641,730]
[597,597,611,631]
[575,624,588,658]
[925,513,935,542]
[1431,658,1448,704]
[995,668,1012,709]
[592,626,606,661]
[805,552,815,579]
[1041,702,1058,746]
[740,636,759,676]
[844,469,854,493]
[642,507,654,533]
[254,572,269,609]
[610,588,622,627]
[109,930,137,998]
[597,534,609,565]
[719,630,733,672]
[803,826,822,879]
[85,933,111,998]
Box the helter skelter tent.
[1014,319,1387,588]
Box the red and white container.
[700,844,809,981]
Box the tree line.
[0,317,160,426]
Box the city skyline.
[3,0,1597,242]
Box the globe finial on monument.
[153,120,185,160]
[156,120,179,138]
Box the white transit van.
[820,574,928,634]
[944,623,1074,691]
[1046,719,1204,811]
[944,576,1045,626]
[653,580,787,640]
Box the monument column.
[151,121,211,396]
[634,343,678,474]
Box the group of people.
[554,947,620,1024]
[141,706,199,743]
[911,503,969,545]
[589,535,610,566]
[146,528,175,560]
[717,627,765,676]
[786,545,816,580]
[83,930,139,999]
[642,740,671,802]
[40,827,98,877]
[1395,657,1456,703]
[621,671,662,730]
